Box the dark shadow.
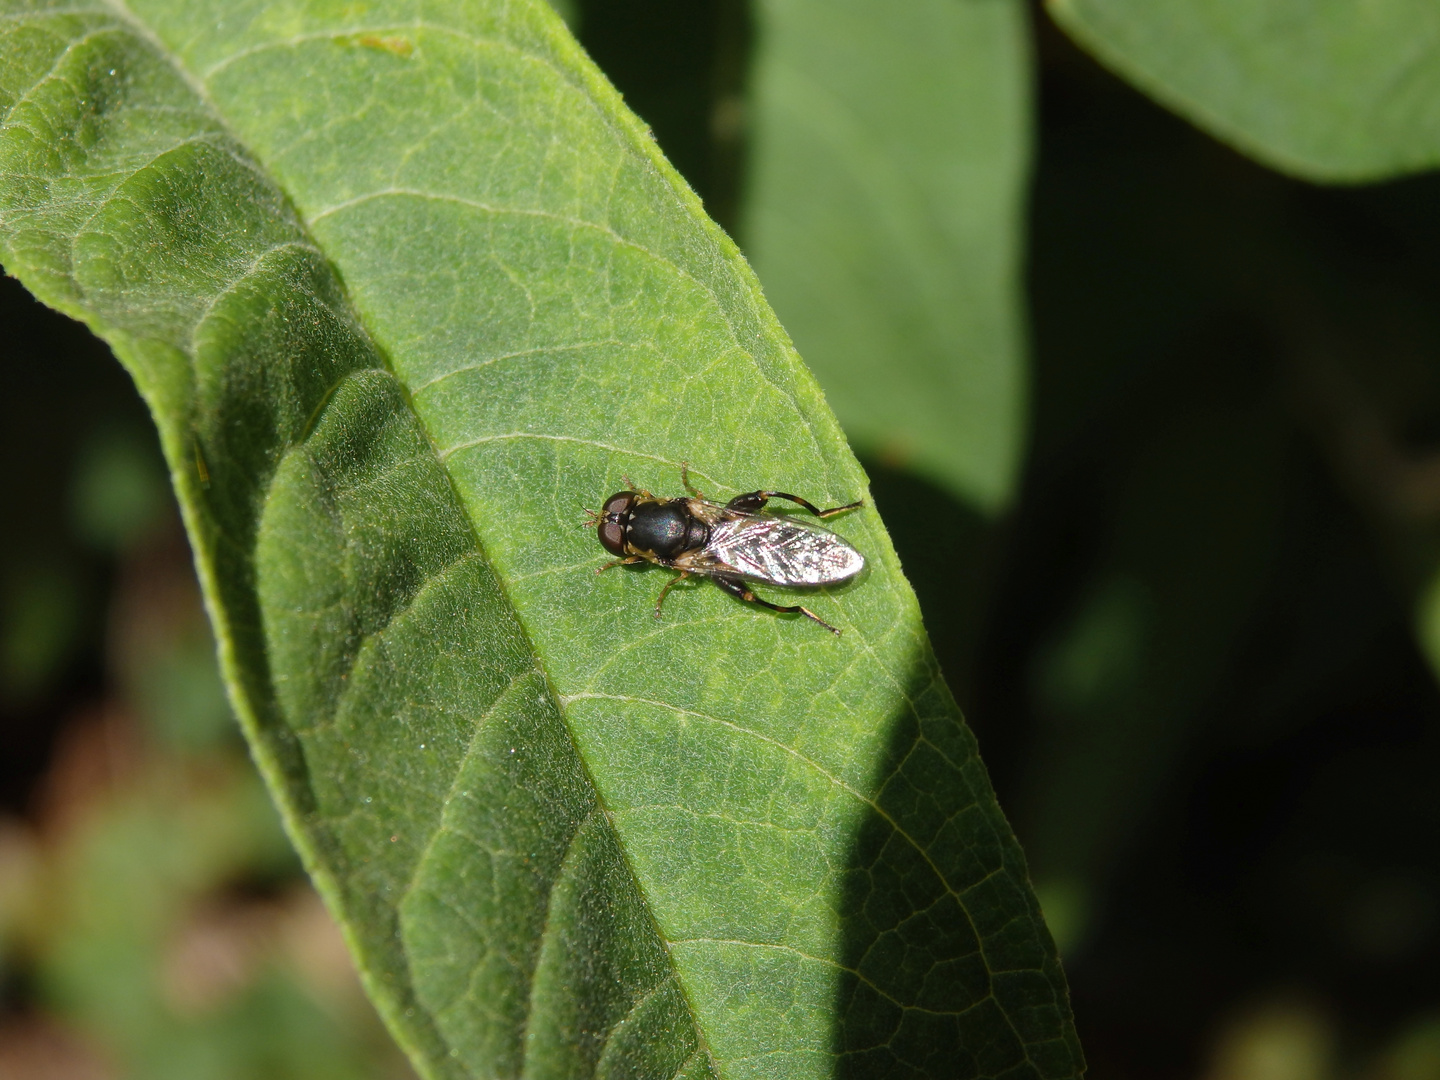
[864,462,999,725]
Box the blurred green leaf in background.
[1047,0,1440,182]
[745,0,1032,511]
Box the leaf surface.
[1048,0,1440,182]
[744,0,1032,511]
[0,1,1082,1076]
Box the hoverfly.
[586,466,864,634]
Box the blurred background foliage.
[4,1,1440,1079]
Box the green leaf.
[1047,0,1440,182]
[0,1,1081,1076]
[744,0,1032,512]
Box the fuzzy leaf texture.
[745,0,1031,512]
[0,1,1083,1078]
[1048,0,1440,182]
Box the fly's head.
[589,490,637,556]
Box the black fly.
[585,466,864,634]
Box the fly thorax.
[627,501,692,559]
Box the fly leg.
[620,475,655,499]
[596,556,646,574]
[680,462,705,499]
[654,570,692,618]
[724,490,863,519]
[712,575,841,635]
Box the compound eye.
[602,491,635,518]
[597,518,627,556]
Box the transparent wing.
[706,517,865,586]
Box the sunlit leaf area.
[3,1,1440,1078]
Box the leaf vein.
[589,975,675,1075]
[410,340,638,397]
[188,238,326,347]
[516,804,602,1069]
[668,938,955,1018]
[0,21,119,130]
[439,430,722,485]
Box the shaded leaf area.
[1047,0,1440,182]
[744,0,1031,512]
[0,1,1080,1077]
